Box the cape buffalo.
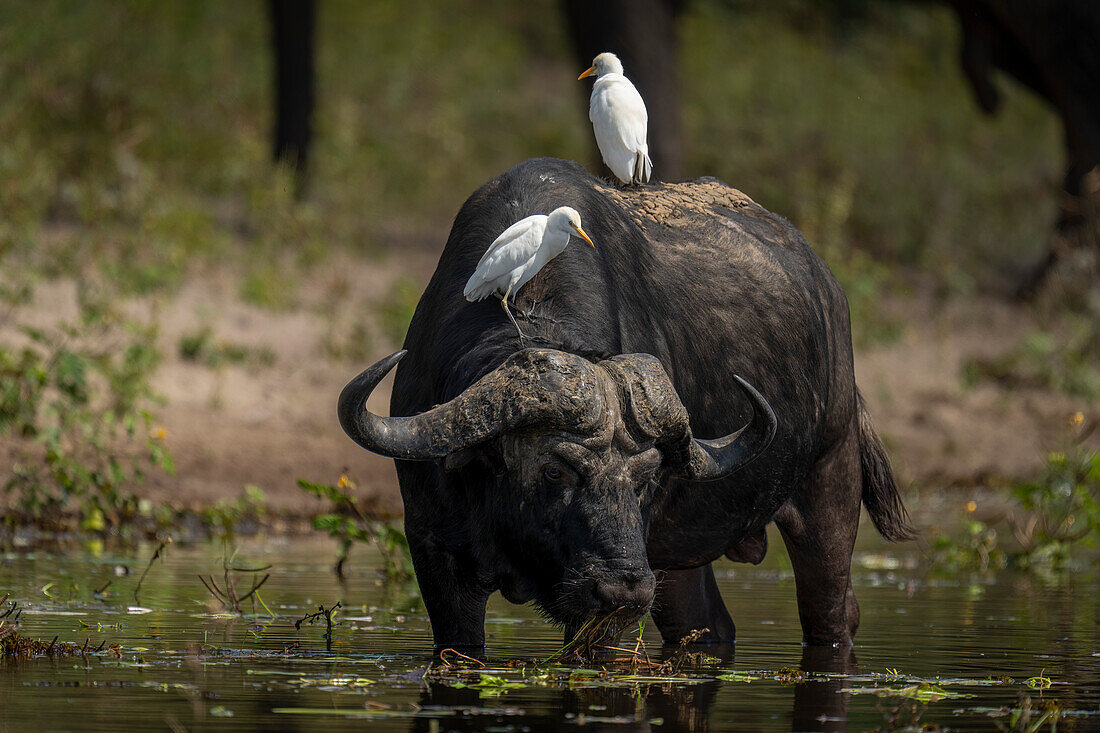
[339,157,913,651]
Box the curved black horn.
[338,350,429,459]
[684,375,777,481]
[338,349,606,461]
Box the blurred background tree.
[1,0,1096,521]
[268,0,1099,295]
[2,0,1083,283]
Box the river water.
[1,532,1097,731]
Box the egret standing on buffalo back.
[463,206,595,339]
[579,52,652,186]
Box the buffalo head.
[338,349,775,631]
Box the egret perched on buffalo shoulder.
[579,52,652,186]
[463,206,595,339]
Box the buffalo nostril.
[593,571,655,613]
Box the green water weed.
[298,475,412,580]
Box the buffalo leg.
[407,536,491,652]
[776,435,862,646]
[650,564,735,644]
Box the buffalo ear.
[442,445,499,473]
[443,448,476,472]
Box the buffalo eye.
[541,462,572,487]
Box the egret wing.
[594,77,648,151]
[590,75,650,182]
[464,215,546,299]
[474,214,543,269]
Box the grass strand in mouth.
[546,607,632,663]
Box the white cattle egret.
[579,52,652,185]
[463,206,595,339]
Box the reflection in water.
[410,644,858,732]
[791,647,857,733]
[1,538,1098,732]
[413,675,714,732]
[643,677,720,732]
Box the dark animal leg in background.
[650,564,735,644]
[775,436,862,646]
[560,0,686,181]
[268,0,316,196]
[942,0,1100,295]
[1016,161,1100,299]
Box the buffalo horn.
[602,353,777,482]
[337,349,605,460]
[683,375,777,481]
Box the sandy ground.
[2,243,1096,518]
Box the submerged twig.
[652,628,711,675]
[197,547,273,614]
[1,626,121,660]
[294,602,342,651]
[198,572,270,614]
[439,647,486,668]
[133,538,172,603]
[0,595,22,635]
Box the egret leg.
[500,283,526,341]
[514,294,538,320]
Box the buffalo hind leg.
[775,434,862,646]
[650,564,735,644]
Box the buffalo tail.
[857,391,916,542]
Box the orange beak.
[573,225,595,247]
[578,66,596,80]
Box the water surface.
[1,533,1097,731]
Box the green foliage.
[963,314,1100,400]
[240,266,299,311]
[321,320,374,362]
[931,424,1100,572]
[0,287,173,524]
[298,476,412,580]
[450,673,528,698]
[794,168,902,345]
[930,519,1006,574]
[202,485,269,538]
[0,0,1061,302]
[1008,447,1100,568]
[842,681,972,702]
[0,0,584,292]
[179,326,276,368]
[991,693,1065,733]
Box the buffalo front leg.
[650,564,735,645]
[407,536,491,653]
[775,436,862,646]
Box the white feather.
[583,53,652,185]
[463,214,546,301]
[463,207,591,304]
